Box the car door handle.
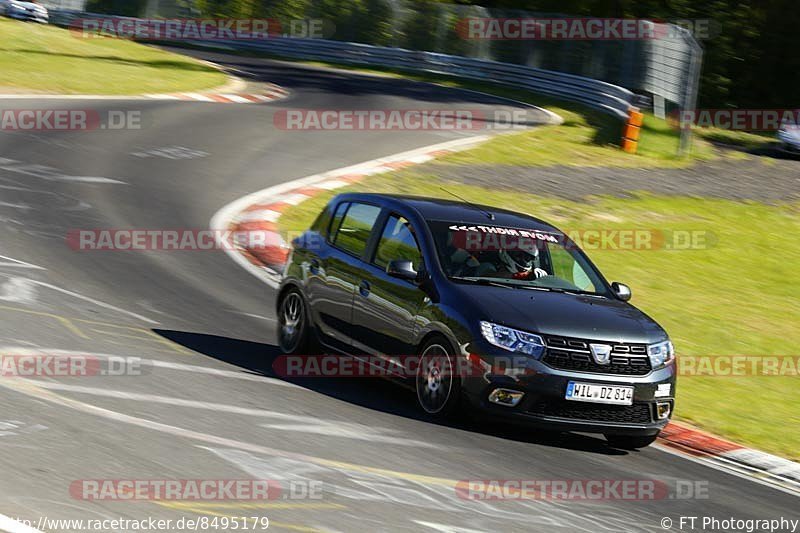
[309,259,320,274]
[359,280,371,297]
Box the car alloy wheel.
[278,291,306,354]
[416,340,460,416]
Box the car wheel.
[416,337,462,417]
[605,434,659,450]
[277,289,310,354]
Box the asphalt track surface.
[0,49,796,533]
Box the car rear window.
[331,202,381,257]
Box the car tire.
[415,336,462,418]
[605,434,659,450]
[277,288,313,355]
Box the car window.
[327,202,349,242]
[331,202,381,257]
[373,215,422,271]
[548,243,598,292]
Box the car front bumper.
[462,341,676,436]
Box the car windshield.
[428,220,609,295]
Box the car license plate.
[565,382,634,405]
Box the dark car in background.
[277,193,676,449]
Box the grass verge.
[278,172,800,460]
[167,40,719,168]
[0,19,226,94]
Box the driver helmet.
[499,247,538,274]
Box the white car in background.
[778,119,800,154]
[0,0,49,23]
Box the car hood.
[459,285,667,344]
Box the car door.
[350,213,427,363]
[304,201,383,352]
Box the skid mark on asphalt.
[0,363,657,531]
[0,348,299,388]
[203,448,648,532]
[0,421,47,438]
[0,305,187,354]
[10,380,435,447]
[130,146,209,160]
[0,306,88,339]
[0,158,125,185]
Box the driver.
[498,248,549,280]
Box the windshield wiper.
[518,286,603,297]
[448,276,515,289]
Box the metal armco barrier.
[202,37,637,120]
[50,11,637,121]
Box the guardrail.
[49,10,636,120]
[207,38,636,119]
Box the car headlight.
[648,340,675,368]
[480,321,545,358]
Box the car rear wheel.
[277,289,310,354]
[416,337,462,417]
[605,434,659,450]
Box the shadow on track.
[154,328,629,456]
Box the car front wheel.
[416,337,462,417]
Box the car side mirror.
[612,282,632,302]
[387,259,419,282]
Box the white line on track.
[1,279,158,324]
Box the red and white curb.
[211,134,800,497]
[658,421,800,494]
[211,135,490,289]
[0,85,288,104]
[144,84,289,104]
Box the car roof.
[333,193,561,233]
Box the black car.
[277,193,676,449]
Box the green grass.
[695,128,778,152]
[278,173,800,460]
[0,19,226,94]
[439,111,716,168]
[311,63,717,168]
[168,40,717,167]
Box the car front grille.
[528,399,653,424]
[542,335,651,376]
